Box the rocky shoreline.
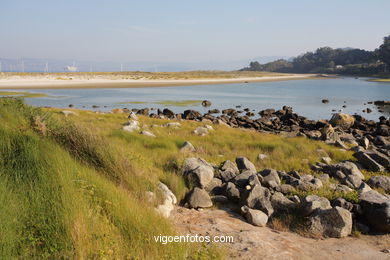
[125,101,390,172]
[119,103,390,239]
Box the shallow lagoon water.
[6,77,390,120]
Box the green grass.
[117,100,202,107]
[0,91,48,98]
[156,100,202,106]
[1,97,385,258]
[118,101,148,104]
[367,78,390,82]
[0,98,222,259]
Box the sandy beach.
[0,74,316,89]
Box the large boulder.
[183,110,202,120]
[235,157,257,173]
[187,188,213,208]
[233,171,254,188]
[241,206,268,227]
[221,160,239,175]
[329,113,355,130]
[205,178,223,194]
[224,182,240,202]
[354,151,385,172]
[162,108,175,118]
[359,190,390,232]
[322,161,365,188]
[241,184,274,216]
[300,195,331,216]
[259,169,281,188]
[183,158,214,188]
[271,192,296,213]
[367,176,390,192]
[307,207,352,238]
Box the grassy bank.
[0,98,221,259]
[1,98,384,258]
[368,78,390,82]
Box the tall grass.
[0,98,221,259]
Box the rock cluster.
[181,156,390,237]
[134,106,390,171]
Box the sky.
[1,0,390,63]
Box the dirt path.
[171,207,390,260]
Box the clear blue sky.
[1,0,389,62]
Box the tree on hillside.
[378,34,390,70]
[247,61,261,71]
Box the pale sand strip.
[0,74,316,89]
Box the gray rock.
[367,176,390,192]
[180,141,196,152]
[221,160,239,174]
[321,156,332,164]
[359,190,390,232]
[193,126,209,136]
[358,182,372,194]
[187,188,213,208]
[157,182,177,205]
[335,140,348,149]
[365,150,390,168]
[277,184,296,194]
[219,169,236,182]
[259,169,281,187]
[122,120,140,132]
[224,182,240,202]
[320,124,339,142]
[155,182,177,218]
[241,205,268,227]
[329,113,355,130]
[241,184,274,216]
[183,158,214,188]
[211,195,228,204]
[257,153,268,160]
[322,161,365,188]
[61,110,76,117]
[300,195,332,216]
[307,207,352,238]
[164,122,181,128]
[354,151,385,172]
[233,171,255,188]
[318,174,330,184]
[329,183,353,193]
[205,178,223,194]
[141,130,156,138]
[359,137,370,149]
[236,157,257,173]
[248,174,261,186]
[331,198,353,211]
[271,192,296,213]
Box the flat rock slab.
[171,207,390,260]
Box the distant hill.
[0,56,290,73]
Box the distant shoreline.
[0,74,317,89]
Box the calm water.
[6,77,390,120]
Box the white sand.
[0,74,316,89]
